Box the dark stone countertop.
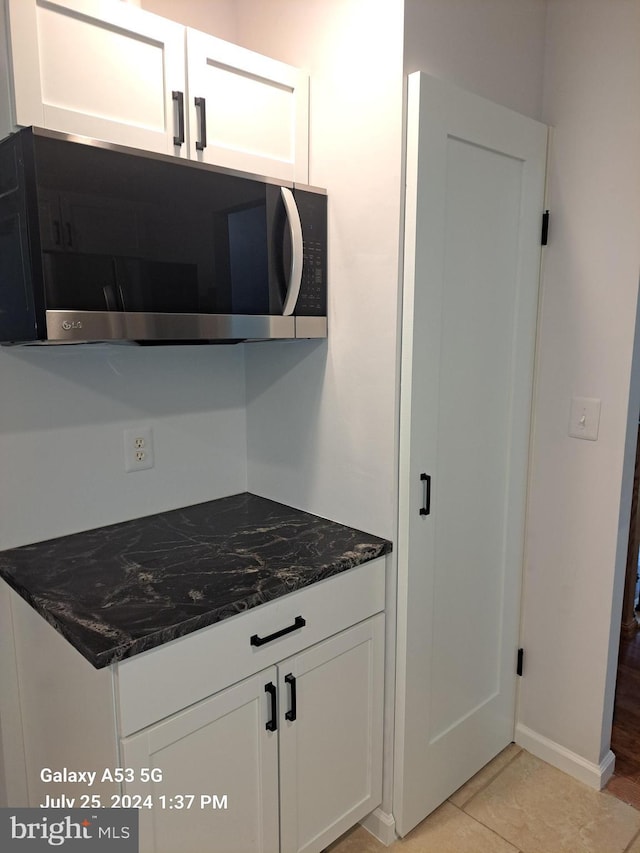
[0,493,391,669]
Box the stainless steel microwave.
[0,127,327,344]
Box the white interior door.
[394,72,547,836]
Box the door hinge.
[541,210,550,246]
[517,648,524,677]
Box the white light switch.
[568,396,601,441]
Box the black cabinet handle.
[251,616,306,647]
[194,96,207,150]
[284,673,297,722]
[420,473,431,516]
[65,222,73,248]
[53,220,61,246]
[265,682,277,731]
[172,90,185,146]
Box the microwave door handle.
[280,187,303,316]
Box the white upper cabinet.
[5,0,186,155]
[1,0,310,180]
[186,28,309,182]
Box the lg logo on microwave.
[62,320,83,331]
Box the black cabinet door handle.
[251,616,306,647]
[284,673,297,722]
[172,90,185,146]
[194,96,207,150]
[420,472,431,516]
[264,682,277,731]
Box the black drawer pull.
[265,682,277,731]
[284,673,297,722]
[251,616,306,647]
[420,472,431,516]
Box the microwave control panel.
[295,188,327,317]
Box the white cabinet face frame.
[7,0,187,155]
[186,28,309,183]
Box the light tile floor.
[327,746,640,853]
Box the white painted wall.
[0,345,247,549]
[235,0,405,541]
[141,0,238,41]
[404,0,548,121]
[0,1,253,554]
[518,0,640,770]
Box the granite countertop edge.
[0,494,392,669]
[1,543,390,669]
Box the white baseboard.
[515,723,615,790]
[360,808,396,847]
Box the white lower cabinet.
[1,558,386,849]
[121,614,385,853]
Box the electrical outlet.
[124,427,154,472]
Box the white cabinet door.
[278,614,385,853]
[395,72,547,835]
[7,0,186,154]
[186,28,309,182]
[121,667,279,853]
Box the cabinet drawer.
[115,558,385,735]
